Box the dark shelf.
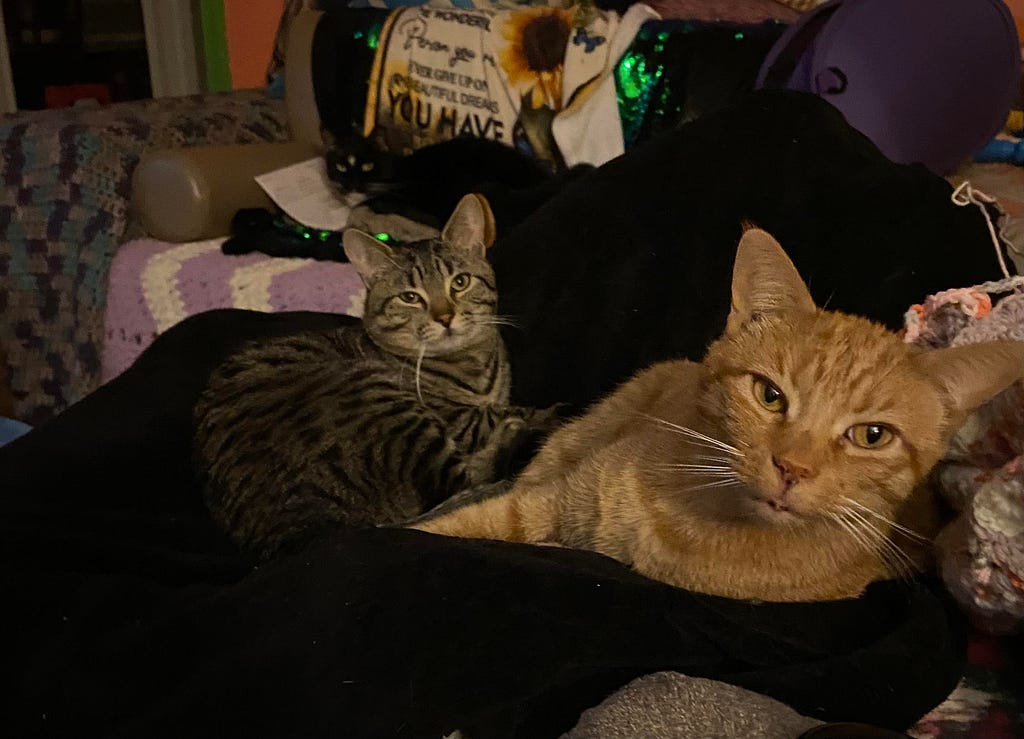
[3,0,151,109]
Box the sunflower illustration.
[500,6,575,111]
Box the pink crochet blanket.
[905,280,1024,634]
[101,239,365,382]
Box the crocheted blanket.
[902,279,1024,739]
[905,281,1024,633]
[102,239,365,382]
[0,90,289,425]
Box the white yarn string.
[951,180,1014,281]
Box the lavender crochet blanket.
[0,91,289,425]
[102,239,364,382]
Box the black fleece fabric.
[2,91,1000,738]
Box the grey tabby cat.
[194,194,552,558]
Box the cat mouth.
[420,328,471,353]
[431,325,462,342]
[748,493,806,522]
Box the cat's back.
[595,359,709,441]
[195,326,397,434]
[207,326,381,385]
[524,358,707,485]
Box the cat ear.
[441,193,497,256]
[728,227,816,329]
[367,125,389,153]
[913,341,1024,425]
[343,229,395,282]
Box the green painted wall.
[198,0,232,91]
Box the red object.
[44,83,112,109]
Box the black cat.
[224,133,593,262]
[326,131,593,231]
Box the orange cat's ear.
[728,228,816,330]
[913,341,1024,426]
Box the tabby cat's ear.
[728,226,816,330]
[441,193,497,256]
[912,341,1024,426]
[343,229,395,282]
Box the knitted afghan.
[101,238,365,382]
[905,280,1024,634]
[0,90,289,425]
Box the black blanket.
[3,91,1003,738]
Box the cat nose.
[772,455,814,489]
[435,312,454,327]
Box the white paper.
[254,157,365,231]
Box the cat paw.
[498,415,528,433]
[529,402,570,430]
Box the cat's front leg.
[408,480,556,543]
[461,413,529,485]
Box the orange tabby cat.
[411,228,1024,602]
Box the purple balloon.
[756,0,1021,175]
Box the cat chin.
[726,491,820,527]
[373,329,473,357]
[429,326,496,352]
[746,499,810,526]
[415,336,485,358]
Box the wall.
[223,0,286,89]
[1006,0,1024,53]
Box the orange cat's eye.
[752,377,786,413]
[846,424,894,449]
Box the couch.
[0,89,296,425]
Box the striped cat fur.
[194,195,552,558]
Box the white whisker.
[833,507,911,582]
[841,506,917,579]
[692,453,735,465]
[657,469,740,479]
[639,414,744,458]
[682,478,744,492]
[841,497,927,543]
[828,510,878,561]
[415,344,426,405]
[839,508,898,570]
[469,315,521,329]
[658,463,736,473]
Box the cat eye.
[335,163,348,173]
[361,162,374,172]
[398,291,422,305]
[846,424,894,449]
[450,273,471,291]
[752,377,786,413]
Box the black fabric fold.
[2,91,991,738]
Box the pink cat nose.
[772,455,813,489]
[435,313,454,327]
